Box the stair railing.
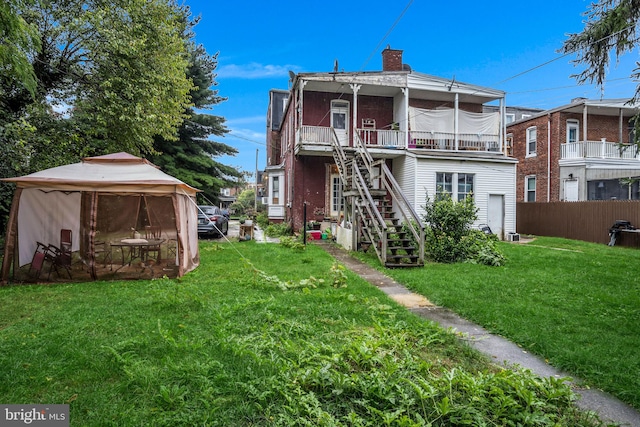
[354,133,425,265]
[351,164,388,264]
[376,161,425,264]
[329,128,388,264]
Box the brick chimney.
[382,46,403,71]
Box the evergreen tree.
[562,0,640,139]
[151,41,242,203]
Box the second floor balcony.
[297,125,502,154]
[561,140,640,161]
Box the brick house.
[265,47,518,266]
[507,98,640,202]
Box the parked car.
[197,205,229,238]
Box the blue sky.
[185,0,639,176]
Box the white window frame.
[330,174,343,217]
[436,172,474,201]
[525,175,536,202]
[457,173,474,201]
[271,175,280,205]
[567,120,579,143]
[435,172,453,200]
[526,126,537,157]
[505,113,516,124]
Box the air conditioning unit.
[261,197,268,204]
[506,232,520,242]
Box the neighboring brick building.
[507,98,640,202]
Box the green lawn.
[361,236,640,410]
[0,241,615,426]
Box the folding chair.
[47,243,72,279]
[29,242,50,279]
[60,229,72,254]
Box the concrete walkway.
[315,240,640,427]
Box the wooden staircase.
[330,130,425,268]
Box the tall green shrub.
[422,193,506,266]
[422,193,478,263]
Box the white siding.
[400,155,516,235]
[392,155,416,203]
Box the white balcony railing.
[359,129,406,148]
[297,125,501,153]
[298,125,333,145]
[561,141,640,160]
[409,131,500,152]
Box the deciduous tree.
[151,40,242,203]
[0,0,40,103]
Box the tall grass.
[0,241,611,426]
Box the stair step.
[387,240,413,246]
[387,254,419,261]
[333,142,424,269]
[387,246,418,255]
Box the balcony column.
[499,97,505,153]
[401,88,409,148]
[298,80,307,130]
[350,84,361,146]
[582,103,588,142]
[454,93,459,150]
[619,108,624,143]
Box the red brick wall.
[509,115,551,202]
[303,92,353,127]
[582,113,631,143]
[358,95,394,129]
[291,156,332,231]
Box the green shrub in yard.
[255,211,269,228]
[464,229,506,266]
[279,235,305,250]
[265,221,291,237]
[422,193,505,266]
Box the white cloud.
[217,63,299,79]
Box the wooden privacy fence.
[517,200,640,246]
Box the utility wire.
[359,0,415,71]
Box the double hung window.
[436,172,474,201]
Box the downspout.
[547,114,551,202]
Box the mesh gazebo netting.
[1,152,200,283]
